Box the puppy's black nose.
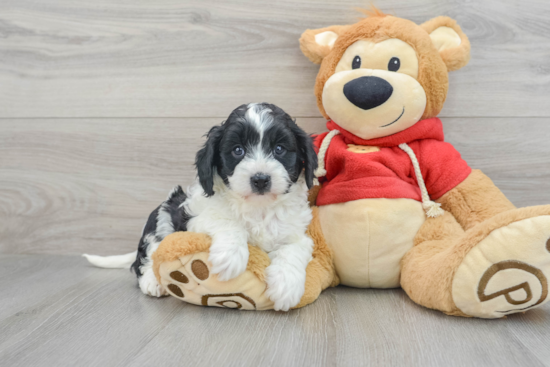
[343,76,393,110]
[251,174,271,194]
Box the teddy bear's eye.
[388,57,400,72]
[352,56,361,69]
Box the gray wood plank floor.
[2,0,550,366]
[2,255,550,367]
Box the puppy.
[84,103,318,311]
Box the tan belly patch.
[318,198,425,288]
[347,144,380,154]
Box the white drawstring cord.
[398,143,445,218]
[314,130,340,178]
[314,132,444,218]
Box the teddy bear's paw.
[158,252,275,310]
[453,215,550,318]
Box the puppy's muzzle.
[251,173,271,195]
[343,76,393,110]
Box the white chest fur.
[184,177,312,253]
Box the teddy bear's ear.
[299,25,350,64]
[421,16,471,72]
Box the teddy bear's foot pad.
[453,215,550,318]
[158,252,275,310]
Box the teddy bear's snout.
[343,76,393,110]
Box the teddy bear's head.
[300,8,470,140]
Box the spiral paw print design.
[159,252,275,310]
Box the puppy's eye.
[232,146,245,158]
[388,57,400,72]
[352,56,361,69]
[274,145,286,156]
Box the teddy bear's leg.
[152,207,337,310]
[296,207,340,308]
[153,232,275,310]
[402,204,550,318]
[436,169,516,231]
[400,211,467,315]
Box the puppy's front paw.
[139,268,168,297]
[265,264,306,311]
[208,243,249,281]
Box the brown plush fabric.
[153,232,211,282]
[300,25,351,64]
[420,16,471,72]
[402,205,550,316]
[412,211,465,247]
[153,232,271,284]
[295,207,339,308]
[307,185,321,207]
[402,211,467,316]
[437,169,516,231]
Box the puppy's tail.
[82,251,137,269]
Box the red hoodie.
[313,118,471,207]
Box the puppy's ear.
[291,123,318,189]
[421,16,471,72]
[299,25,350,64]
[195,125,224,196]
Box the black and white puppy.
[84,103,318,311]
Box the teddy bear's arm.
[436,169,516,231]
[414,140,515,230]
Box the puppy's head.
[195,103,317,199]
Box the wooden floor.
[1,254,550,367]
[2,0,550,366]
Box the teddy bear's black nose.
[343,76,393,110]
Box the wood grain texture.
[331,287,549,367]
[1,255,550,367]
[1,117,550,255]
[1,0,550,118]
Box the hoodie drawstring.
[314,131,445,219]
[314,129,340,178]
[398,143,445,218]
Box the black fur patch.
[131,185,190,277]
[218,113,261,180]
[195,103,318,196]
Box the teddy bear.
[153,8,550,318]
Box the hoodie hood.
[326,117,444,147]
